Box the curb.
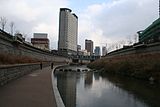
[51,66,65,107]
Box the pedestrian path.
[0,66,57,107]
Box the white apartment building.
[58,8,78,55]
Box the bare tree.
[0,17,7,31]
[118,40,126,48]
[115,42,119,50]
[15,30,20,35]
[133,34,138,43]
[10,21,15,35]
[127,36,133,45]
[106,44,111,52]
[23,33,29,41]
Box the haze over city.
[0,0,159,49]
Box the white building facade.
[58,8,78,55]
[102,46,107,56]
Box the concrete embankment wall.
[0,63,50,86]
[0,30,70,63]
[107,42,160,58]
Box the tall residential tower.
[58,8,78,55]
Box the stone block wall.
[107,42,160,58]
[0,29,71,63]
[0,63,50,86]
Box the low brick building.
[31,33,49,50]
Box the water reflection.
[84,72,93,89]
[56,71,76,107]
[54,66,160,107]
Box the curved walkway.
[0,66,57,107]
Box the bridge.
[65,54,101,63]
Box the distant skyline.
[0,0,159,50]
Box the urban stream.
[54,65,160,107]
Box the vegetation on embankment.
[88,53,160,83]
[0,53,41,65]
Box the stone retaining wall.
[107,42,160,58]
[0,29,71,63]
[0,63,50,86]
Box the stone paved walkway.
[0,66,57,107]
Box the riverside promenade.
[0,66,57,107]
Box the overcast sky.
[0,0,159,50]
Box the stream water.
[54,65,160,107]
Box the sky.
[0,0,159,50]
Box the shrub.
[0,53,41,65]
[89,53,160,82]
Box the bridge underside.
[71,55,100,64]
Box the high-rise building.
[77,45,81,51]
[85,39,93,55]
[94,46,100,56]
[77,45,81,55]
[31,33,49,50]
[58,8,78,55]
[102,46,107,56]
